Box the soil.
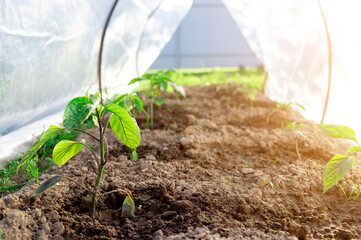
[1,84,360,240]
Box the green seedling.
[23,156,39,183]
[338,183,361,201]
[267,102,305,124]
[280,206,288,217]
[0,159,20,190]
[318,124,361,193]
[0,183,26,193]
[129,70,186,129]
[243,163,253,167]
[19,91,140,217]
[113,93,144,118]
[0,227,3,240]
[239,185,247,196]
[227,176,232,183]
[248,90,257,108]
[264,178,274,188]
[232,86,257,108]
[204,214,212,223]
[285,122,306,161]
[0,123,90,194]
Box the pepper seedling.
[317,124,361,193]
[19,91,140,217]
[113,92,144,118]
[128,70,186,129]
[247,90,257,108]
[267,102,305,124]
[285,122,306,161]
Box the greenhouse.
[0,0,361,239]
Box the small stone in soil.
[3,209,26,227]
[289,221,311,239]
[185,126,196,134]
[52,222,65,236]
[153,229,164,240]
[241,168,255,174]
[172,200,193,211]
[336,229,353,240]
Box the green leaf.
[133,96,143,111]
[31,176,62,197]
[106,103,140,149]
[114,94,127,105]
[277,102,305,111]
[248,91,257,100]
[317,124,358,144]
[160,81,168,91]
[169,82,186,97]
[128,77,143,85]
[53,140,83,166]
[294,103,305,111]
[154,97,165,106]
[121,195,135,217]
[323,155,355,193]
[89,92,100,104]
[285,122,295,130]
[18,125,64,171]
[63,97,93,131]
[0,183,26,192]
[345,146,361,155]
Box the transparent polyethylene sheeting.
[223,0,361,139]
[0,0,192,166]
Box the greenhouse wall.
[151,0,261,69]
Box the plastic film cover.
[0,0,192,167]
[222,0,361,139]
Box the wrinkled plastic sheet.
[223,0,361,139]
[0,0,192,167]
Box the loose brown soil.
[1,84,360,240]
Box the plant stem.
[150,96,154,129]
[92,163,105,217]
[146,106,150,128]
[92,109,106,218]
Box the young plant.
[19,91,140,217]
[285,122,306,161]
[317,124,361,193]
[338,183,361,201]
[23,156,39,183]
[113,93,144,118]
[267,102,305,124]
[232,85,258,108]
[264,177,275,188]
[128,70,186,129]
[247,90,257,108]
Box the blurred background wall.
[151,0,261,69]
